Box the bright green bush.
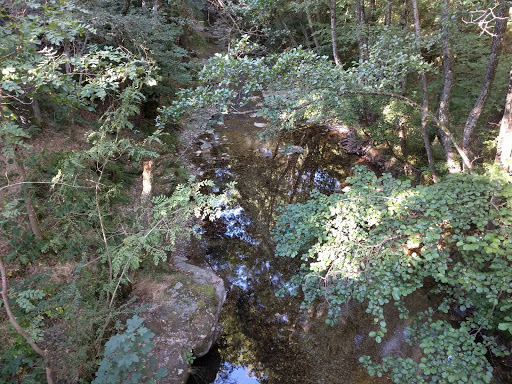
[93,316,166,384]
[273,165,512,382]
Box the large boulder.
[133,261,225,384]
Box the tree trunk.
[411,0,437,179]
[14,148,42,240]
[360,0,366,24]
[369,0,377,24]
[495,65,512,173]
[400,0,409,28]
[299,14,312,49]
[277,11,298,47]
[399,125,408,159]
[399,77,409,160]
[329,0,341,65]
[141,160,153,225]
[0,258,53,383]
[121,0,130,15]
[306,7,321,49]
[63,39,71,75]
[31,98,41,127]
[462,1,509,157]
[385,0,392,26]
[437,0,460,173]
[152,0,159,17]
[354,0,368,65]
[64,39,75,141]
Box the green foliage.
[15,289,45,313]
[360,314,498,383]
[106,179,234,294]
[273,165,512,382]
[93,315,167,384]
[158,35,430,140]
[184,350,196,364]
[0,339,44,384]
[0,270,63,382]
[93,7,192,95]
[0,0,158,155]
[49,266,140,382]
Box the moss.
[137,266,176,283]
[191,283,215,297]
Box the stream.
[183,103,432,384]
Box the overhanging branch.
[336,89,473,172]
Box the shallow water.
[186,111,426,384]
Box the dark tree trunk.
[299,14,312,49]
[369,0,377,24]
[330,0,341,65]
[121,0,130,15]
[277,11,298,47]
[411,0,437,179]
[495,66,512,173]
[354,0,368,65]
[462,1,509,157]
[14,148,42,240]
[64,39,75,140]
[399,125,408,159]
[31,98,41,127]
[400,0,409,28]
[437,0,460,173]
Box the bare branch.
[463,5,510,36]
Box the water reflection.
[220,207,258,245]
[214,363,261,384]
[188,113,397,383]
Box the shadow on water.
[186,110,427,384]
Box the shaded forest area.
[1,0,512,383]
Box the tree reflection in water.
[187,115,411,383]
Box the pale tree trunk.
[411,0,437,179]
[462,1,509,157]
[437,0,460,173]
[0,258,53,383]
[385,0,392,26]
[329,0,341,65]
[14,148,42,240]
[141,160,153,225]
[495,65,512,173]
[306,7,321,49]
[152,0,159,17]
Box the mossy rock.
[133,266,225,384]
